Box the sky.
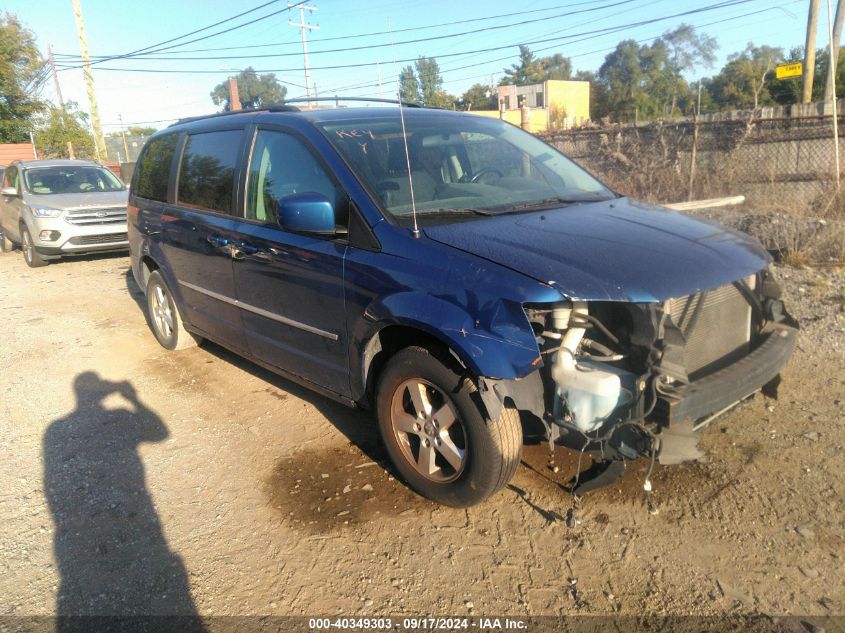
[4,0,827,132]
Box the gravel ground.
[0,249,842,628]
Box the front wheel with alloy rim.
[145,270,201,350]
[376,347,523,507]
[21,227,47,268]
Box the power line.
[55,0,623,62]
[54,0,764,75]
[310,1,801,98]
[58,0,640,64]
[57,0,307,72]
[338,0,796,94]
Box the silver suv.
[0,159,129,267]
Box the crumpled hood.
[423,197,771,302]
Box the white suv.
[0,159,128,268]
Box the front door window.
[245,130,341,225]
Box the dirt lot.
[0,249,843,627]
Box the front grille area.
[65,207,127,225]
[668,278,754,379]
[68,233,128,246]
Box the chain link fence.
[539,116,845,262]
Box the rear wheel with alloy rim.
[376,347,523,507]
[21,227,47,268]
[145,270,201,350]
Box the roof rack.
[284,96,422,108]
[170,103,300,127]
[168,97,422,128]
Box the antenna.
[387,17,420,239]
[396,91,419,239]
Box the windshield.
[23,166,124,195]
[317,113,614,224]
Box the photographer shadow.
[43,371,204,631]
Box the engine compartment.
[517,267,797,490]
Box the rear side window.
[134,133,178,202]
[177,130,242,214]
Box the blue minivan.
[128,102,797,507]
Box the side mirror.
[278,192,335,236]
[1,187,18,197]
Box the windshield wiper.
[499,195,609,213]
[412,207,495,216]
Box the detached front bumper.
[655,324,798,426]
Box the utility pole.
[228,77,242,111]
[47,45,65,108]
[697,81,703,116]
[71,0,107,160]
[824,0,845,102]
[289,2,318,106]
[89,121,101,161]
[377,62,383,99]
[828,0,841,185]
[804,0,822,103]
[118,113,129,161]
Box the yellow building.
[469,79,590,132]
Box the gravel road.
[0,250,842,627]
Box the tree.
[458,83,496,110]
[397,57,455,108]
[653,25,717,115]
[416,57,448,107]
[662,24,717,75]
[501,46,572,85]
[501,45,542,85]
[0,13,45,142]
[210,67,286,111]
[106,125,156,138]
[541,53,573,81]
[34,101,94,159]
[398,65,418,103]
[127,126,157,137]
[706,44,784,110]
[597,39,646,120]
[597,25,718,121]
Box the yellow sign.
[776,62,803,80]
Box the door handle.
[230,241,259,260]
[207,234,229,249]
[141,222,160,236]
[234,241,258,255]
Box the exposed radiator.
[668,276,755,379]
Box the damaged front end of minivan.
[476,267,798,497]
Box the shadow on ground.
[43,371,205,631]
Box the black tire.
[21,226,47,268]
[376,347,522,507]
[146,270,201,350]
[0,226,13,253]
